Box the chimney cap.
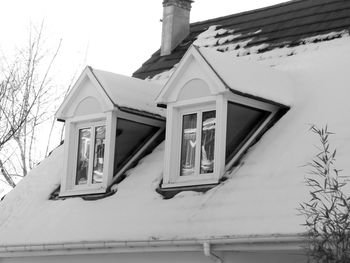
[163,0,193,11]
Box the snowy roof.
[91,68,165,118]
[133,0,350,79]
[198,47,293,106]
[1,35,350,253]
[56,66,165,120]
[155,45,293,107]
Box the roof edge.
[0,233,306,257]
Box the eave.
[0,233,307,258]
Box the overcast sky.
[0,0,289,79]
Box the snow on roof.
[148,30,349,84]
[133,0,350,79]
[91,68,165,117]
[197,47,293,106]
[1,36,350,248]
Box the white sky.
[0,0,289,79]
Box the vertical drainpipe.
[203,242,223,263]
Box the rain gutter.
[0,234,306,258]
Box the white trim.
[162,178,219,188]
[68,113,106,123]
[104,111,117,187]
[156,46,226,104]
[59,187,107,197]
[216,95,228,177]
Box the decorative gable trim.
[55,66,115,120]
[156,45,226,104]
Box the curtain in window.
[92,126,106,184]
[200,111,216,174]
[76,128,91,185]
[180,114,197,176]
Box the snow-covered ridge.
[148,26,349,82]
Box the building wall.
[0,250,307,263]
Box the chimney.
[161,0,193,56]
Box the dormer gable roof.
[55,66,114,120]
[56,66,165,121]
[156,45,293,107]
[92,68,165,118]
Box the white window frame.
[177,104,217,182]
[60,112,116,197]
[73,120,106,189]
[163,97,221,188]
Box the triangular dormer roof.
[56,66,165,121]
[156,45,292,107]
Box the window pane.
[92,126,106,184]
[180,113,197,176]
[76,128,91,185]
[200,111,216,174]
[226,102,270,164]
[114,119,159,175]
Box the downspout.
[203,242,223,263]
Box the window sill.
[157,182,219,199]
[162,178,219,189]
[59,186,107,197]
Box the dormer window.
[180,109,216,177]
[157,46,291,189]
[55,66,165,197]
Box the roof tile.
[133,0,350,79]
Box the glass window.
[76,128,91,185]
[114,119,159,175]
[180,113,197,176]
[200,111,216,174]
[179,110,216,177]
[92,126,106,184]
[225,102,269,164]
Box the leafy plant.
[299,125,350,262]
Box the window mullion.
[194,111,202,176]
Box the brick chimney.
[161,0,193,56]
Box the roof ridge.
[190,0,339,27]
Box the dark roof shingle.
[133,0,350,79]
